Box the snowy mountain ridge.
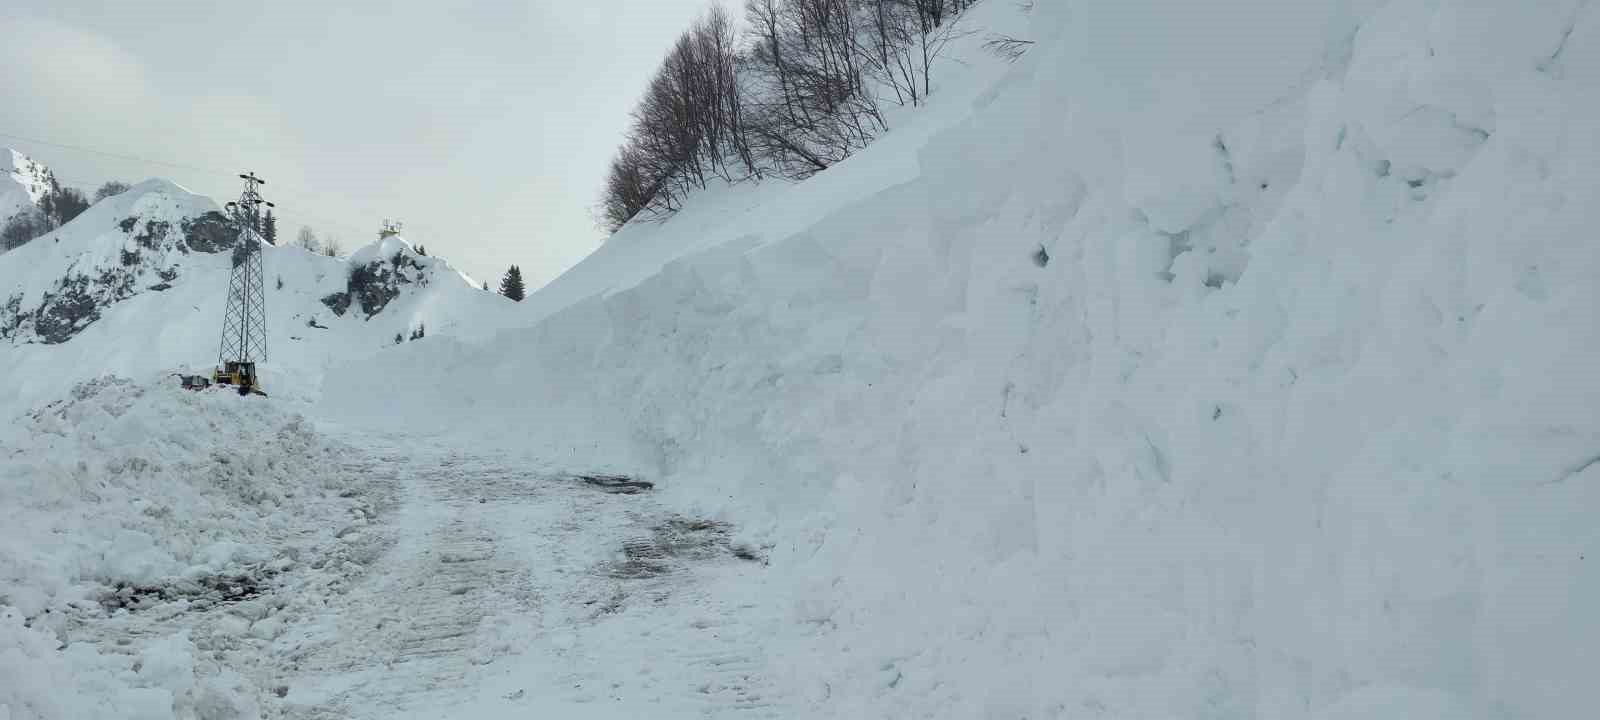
[0,178,231,345]
[0,148,53,230]
[0,175,516,412]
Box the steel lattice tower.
[218,173,272,366]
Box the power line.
[0,131,234,178]
[45,175,367,240]
[4,129,441,245]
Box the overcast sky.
[0,0,718,289]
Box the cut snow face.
[320,0,1600,717]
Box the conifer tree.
[498,265,526,302]
[262,210,278,245]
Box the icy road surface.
[67,431,788,719]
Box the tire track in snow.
[543,509,789,718]
[276,450,539,718]
[269,437,787,718]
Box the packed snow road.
[60,428,788,719]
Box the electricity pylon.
[218,172,273,366]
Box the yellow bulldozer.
[214,361,267,397]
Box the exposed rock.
[180,211,241,254]
[322,251,426,320]
[321,292,353,317]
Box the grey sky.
[0,0,717,289]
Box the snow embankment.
[0,376,364,720]
[326,0,1598,717]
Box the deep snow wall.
[327,0,1599,716]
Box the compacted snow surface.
[4,0,1599,718]
[2,378,778,719]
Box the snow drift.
[327,0,1599,717]
[0,375,373,719]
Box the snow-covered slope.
[326,0,1599,717]
[0,178,524,718]
[0,148,52,230]
[0,178,518,415]
[0,178,230,345]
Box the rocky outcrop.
[181,212,242,254]
[1,198,243,345]
[321,250,428,320]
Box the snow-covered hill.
[325,0,1599,717]
[3,0,1596,717]
[0,177,517,413]
[0,148,53,244]
[0,148,52,232]
[0,176,526,718]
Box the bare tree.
[601,5,757,229]
[982,34,1034,62]
[296,226,321,253]
[740,0,886,179]
[860,0,923,106]
[598,0,977,228]
[93,181,131,203]
[600,146,658,232]
[323,235,343,258]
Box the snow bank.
[323,0,1593,715]
[0,611,260,720]
[0,375,356,720]
[0,375,350,614]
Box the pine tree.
[498,265,526,302]
[262,210,278,245]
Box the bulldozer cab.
[214,361,266,396]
